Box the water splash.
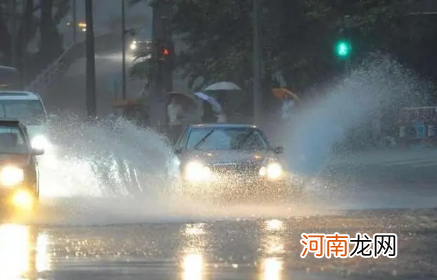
[38,116,178,198]
[282,55,433,176]
[21,55,435,226]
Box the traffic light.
[157,44,172,60]
[154,41,175,93]
[334,40,352,59]
[156,42,175,72]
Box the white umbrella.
[194,92,223,113]
[204,82,241,91]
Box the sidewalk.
[328,146,437,166]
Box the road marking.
[412,160,437,167]
[382,158,436,166]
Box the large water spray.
[38,116,178,198]
[282,55,432,176]
[26,55,434,225]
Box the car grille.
[211,163,260,176]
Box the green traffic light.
[335,40,351,58]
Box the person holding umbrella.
[271,88,299,122]
[195,92,227,123]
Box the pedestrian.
[202,102,217,123]
[167,97,184,142]
[280,97,294,122]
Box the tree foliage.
[130,0,436,99]
[0,0,70,80]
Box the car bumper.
[181,173,296,199]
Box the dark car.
[174,123,301,200]
[0,119,43,211]
[129,27,152,53]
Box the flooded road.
[3,208,436,280]
[3,148,437,280]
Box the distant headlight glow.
[259,162,283,180]
[184,161,211,182]
[0,166,24,186]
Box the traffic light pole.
[72,0,77,44]
[10,0,16,68]
[344,58,350,75]
[121,0,127,100]
[85,0,96,118]
[252,0,262,125]
[149,0,173,131]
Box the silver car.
[174,123,302,200]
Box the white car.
[0,90,54,150]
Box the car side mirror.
[31,148,44,156]
[274,146,284,154]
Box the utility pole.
[85,0,96,118]
[72,0,77,44]
[153,0,173,93]
[21,1,27,82]
[149,0,173,130]
[252,0,262,125]
[10,0,17,68]
[121,0,127,100]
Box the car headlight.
[0,166,24,186]
[12,189,34,209]
[31,135,49,150]
[184,161,211,182]
[259,162,283,180]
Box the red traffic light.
[163,48,169,55]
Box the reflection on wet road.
[0,224,49,279]
[3,209,436,280]
[0,219,328,280]
[2,151,437,279]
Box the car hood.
[0,154,31,167]
[180,150,276,165]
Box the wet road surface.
[3,208,437,280]
[3,148,437,280]
[36,17,437,279]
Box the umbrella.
[167,91,198,111]
[272,88,299,100]
[204,82,241,91]
[194,92,223,113]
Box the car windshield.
[0,125,28,154]
[186,127,269,150]
[136,27,152,40]
[0,100,46,125]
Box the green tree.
[130,0,429,99]
[0,0,69,80]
